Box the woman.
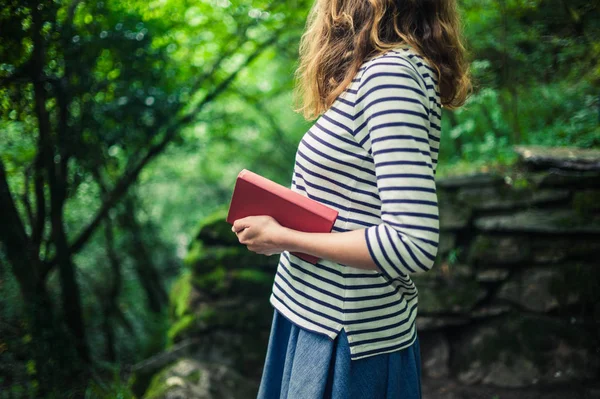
[232,0,471,397]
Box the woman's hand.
[231,215,288,256]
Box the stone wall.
[415,146,600,393]
[142,146,600,398]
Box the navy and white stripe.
[270,45,441,361]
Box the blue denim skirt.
[256,308,422,399]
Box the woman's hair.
[293,0,473,119]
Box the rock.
[454,325,542,388]
[437,232,457,258]
[438,262,474,279]
[468,235,531,265]
[419,332,450,379]
[476,269,510,283]
[457,360,486,385]
[439,199,472,230]
[498,269,558,312]
[530,236,600,263]
[481,352,541,388]
[457,186,570,211]
[157,159,600,399]
[571,189,600,215]
[538,340,600,384]
[533,169,600,189]
[514,145,600,171]
[143,358,258,399]
[497,268,560,312]
[416,315,470,330]
[474,209,600,234]
[437,173,505,189]
[184,242,277,275]
[194,208,238,246]
[415,274,486,314]
[470,304,511,318]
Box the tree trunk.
[0,160,79,394]
[119,196,168,313]
[31,2,90,364]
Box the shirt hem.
[348,323,418,361]
[270,292,342,340]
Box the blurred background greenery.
[0,0,599,398]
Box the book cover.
[226,169,339,264]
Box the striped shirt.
[269,44,441,360]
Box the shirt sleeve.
[355,60,440,280]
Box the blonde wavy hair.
[293,0,473,119]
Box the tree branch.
[42,33,280,277]
[0,159,37,289]
[21,166,35,231]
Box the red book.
[226,169,339,264]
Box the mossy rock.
[192,264,229,295]
[437,173,505,190]
[416,276,485,314]
[530,235,600,263]
[183,240,206,269]
[548,262,600,312]
[168,297,273,344]
[532,169,600,189]
[143,358,257,399]
[194,298,273,330]
[514,145,600,172]
[185,243,277,275]
[190,263,274,298]
[437,232,457,258]
[169,271,194,320]
[438,191,472,230]
[456,185,570,211]
[192,207,239,246]
[167,314,197,345]
[467,234,531,265]
[474,209,600,234]
[572,189,600,217]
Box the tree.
[0,0,309,393]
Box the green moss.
[143,367,171,399]
[183,241,205,269]
[513,176,530,189]
[231,269,273,287]
[417,276,483,313]
[192,264,227,294]
[169,272,193,319]
[167,314,196,345]
[187,370,201,383]
[187,246,246,275]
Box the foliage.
[436,0,599,177]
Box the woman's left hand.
[231,215,288,256]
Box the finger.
[233,218,249,232]
[234,226,248,234]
